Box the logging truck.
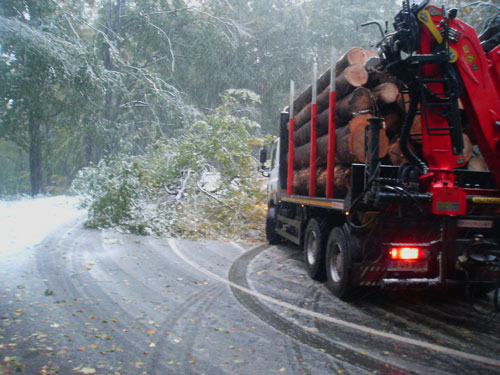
[260,0,500,300]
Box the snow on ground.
[0,195,85,256]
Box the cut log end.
[373,83,399,104]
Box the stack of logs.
[291,47,485,198]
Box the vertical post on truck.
[326,48,337,199]
[309,62,318,197]
[287,80,295,195]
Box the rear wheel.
[266,206,281,245]
[325,226,357,299]
[303,219,326,281]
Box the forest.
[0,0,494,239]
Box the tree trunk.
[367,70,398,88]
[335,47,367,75]
[381,103,404,137]
[28,115,43,196]
[336,63,368,99]
[365,56,382,71]
[467,156,488,171]
[292,165,351,198]
[292,113,389,168]
[347,113,390,163]
[336,87,374,128]
[372,83,399,104]
[294,107,332,147]
[293,69,332,115]
[293,84,332,129]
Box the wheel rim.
[329,243,343,283]
[306,231,318,265]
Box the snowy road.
[0,197,499,374]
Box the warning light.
[390,247,421,260]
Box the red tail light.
[390,247,422,260]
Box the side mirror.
[259,148,267,164]
[258,148,270,177]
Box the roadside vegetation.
[72,90,268,241]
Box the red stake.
[326,48,337,198]
[309,63,318,197]
[287,81,295,195]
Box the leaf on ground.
[79,367,96,374]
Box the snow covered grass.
[0,195,84,256]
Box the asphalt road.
[0,216,499,374]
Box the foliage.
[447,0,499,31]
[72,90,266,241]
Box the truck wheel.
[266,206,281,245]
[303,219,326,281]
[325,226,357,299]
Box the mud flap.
[352,263,387,287]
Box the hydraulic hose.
[400,83,428,174]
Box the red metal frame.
[326,91,337,198]
[287,117,295,195]
[309,103,318,196]
[417,6,500,215]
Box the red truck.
[260,0,500,300]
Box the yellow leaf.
[135,362,144,368]
[90,344,98,349]
[256,270,265,275]
[167,360,174,365]
[280,368,286,372]
[111,318,118,322]
[79,368,96,374]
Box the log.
[348,113,390,163]
[292,113,389,168]
[293,134,329,169]
[294,107,331,147]
[336,63,368,99]
[336,87,374,129]
[372,83,399,104]
[410,114,423,142]
[336,47,367,75]
[462,133,473,163]
[367,70,398,88]
[365,56,382,71]
[293,64,368,130]
[388,138,412,166]
[467,156,488,172]
[292,165,352,197]
[381,103,403,137]
[293,69,332,115]
[293,84,332,129]
[365,49,379,58]
[295,87,374,146]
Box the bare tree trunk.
[28,115,43,196]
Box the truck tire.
[303,219,326,281]
[266,206,281,245]
[325,226,357,300]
